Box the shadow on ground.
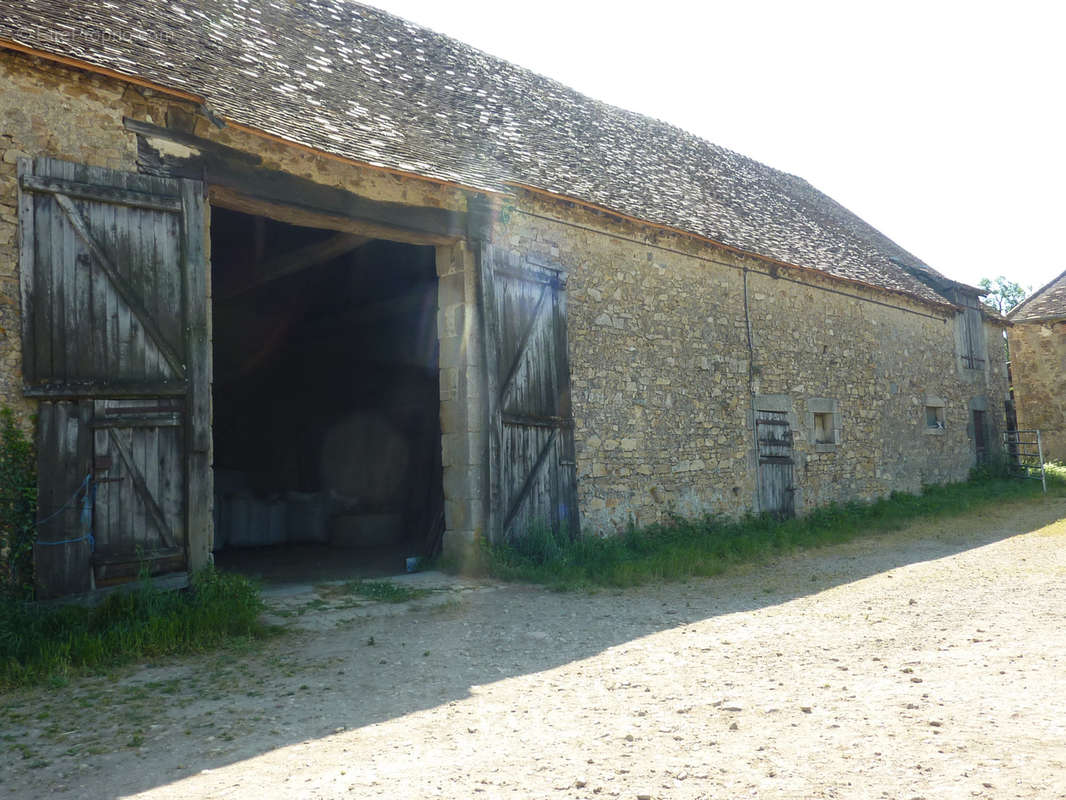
[3,495,1064,798]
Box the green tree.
[979,276,1030,315]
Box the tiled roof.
[1,0,960,306]
[1009,270,1066,322]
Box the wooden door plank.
[182,181,209,569]
[552,281,580,537]
[477,242,503,542]
[17,159,37,385]
[51,193,186,379]
[107,427,176,550]
[19,174,183,212]
[34,401,93,599]
[49,176,67,382]
[33,189,55,385]
[498,280,549,405]
[502,426,558,535]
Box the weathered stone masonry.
[1008,320,1066,461]
[0,48,1011,553]
[498,192,1010,532]
[0,50,487,558]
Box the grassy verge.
[455,470,1065,591]
[0,567,266,690]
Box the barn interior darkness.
[209,207,444,581]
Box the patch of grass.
[448,473,1064,590]
[0,567,266,690]
[336,580,427,604]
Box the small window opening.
[925,405,945,430]
[813,412,834,444]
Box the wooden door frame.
[201,185,466,559]
[753,394,800,516]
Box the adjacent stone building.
[1008,270,1066,461]
[0,1,1009,597]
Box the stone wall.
[498,191,1011,533]
[1008,320,1066,461]
[0,48,1012,550]
[0,50,484,552]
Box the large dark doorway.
[209,207,444,582]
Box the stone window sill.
[814,443,837,453]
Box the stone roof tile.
[2,0,957,306]
[1009,270,1066,322]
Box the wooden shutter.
[958,294,986,370]
[18,158,208,598]
[479,245,579,543]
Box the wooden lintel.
[209,186,458,246]
[300,286,434,335]
[127,120,467,243]
[216,232,367,301]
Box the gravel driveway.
[3,496,1065,799]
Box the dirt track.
[3,496,1066,799]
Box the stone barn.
[0,1,1009,599]
[1008,270,1066,461]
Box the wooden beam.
[209,187,455,246]
[215,232,367,301]
[126,119,468,243]
[20,174,183,213]
[23,381,188,399]
[297,286,434,338]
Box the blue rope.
[35,473,95,552]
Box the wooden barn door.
[18,158,208,598]
[480,245,579,543]
[756,410,795,517]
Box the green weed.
[337,580,426,604]
[0,566,265,690]
[450,473,1063,590]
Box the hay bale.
[319,412,409,506]
[329,512,404,548]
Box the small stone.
[928,720,942,727]
[910,677,923,683]
[728,722,738,731]
[800,706,812,714]
[624,734,634,742]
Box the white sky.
[366,0,1065,297]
